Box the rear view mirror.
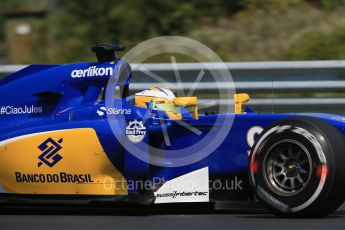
[173,97,198,120]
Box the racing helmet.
[134,87,182,119]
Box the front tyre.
[249,116,345,217]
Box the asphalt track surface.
[1,203,345,230]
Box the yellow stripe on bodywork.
[0,128,127,195]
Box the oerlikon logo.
[71,66,113,78]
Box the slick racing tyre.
[249,116,345,217]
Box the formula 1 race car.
[1,45,345,218]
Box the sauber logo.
[37,137,63,167]
[246,126,264,155]
[71,66,113,78]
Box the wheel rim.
[263,139,313,197]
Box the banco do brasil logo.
[38,137,63,167]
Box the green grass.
[188,5,345,61]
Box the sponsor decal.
[15,136,95,184]
[38,137,63,167]
[71,66,113,78]
[154,167,209,203]
[156,191,208,199]
[15,172,94,183]
[126,120,146,143]
[97,106,131,116]
[246,126,264,155]
[0,105,42,115]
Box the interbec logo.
[156,191,208,199]
[38,137,63,168]
[71,66,113,78]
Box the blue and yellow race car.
[1,45,345,217]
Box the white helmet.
[135,87,175,101]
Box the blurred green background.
[1,0,345,64]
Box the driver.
[134,87,182,120]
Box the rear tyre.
[249,116,345,217]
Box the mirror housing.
[234,93,250,114]
[173,97,198,120]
